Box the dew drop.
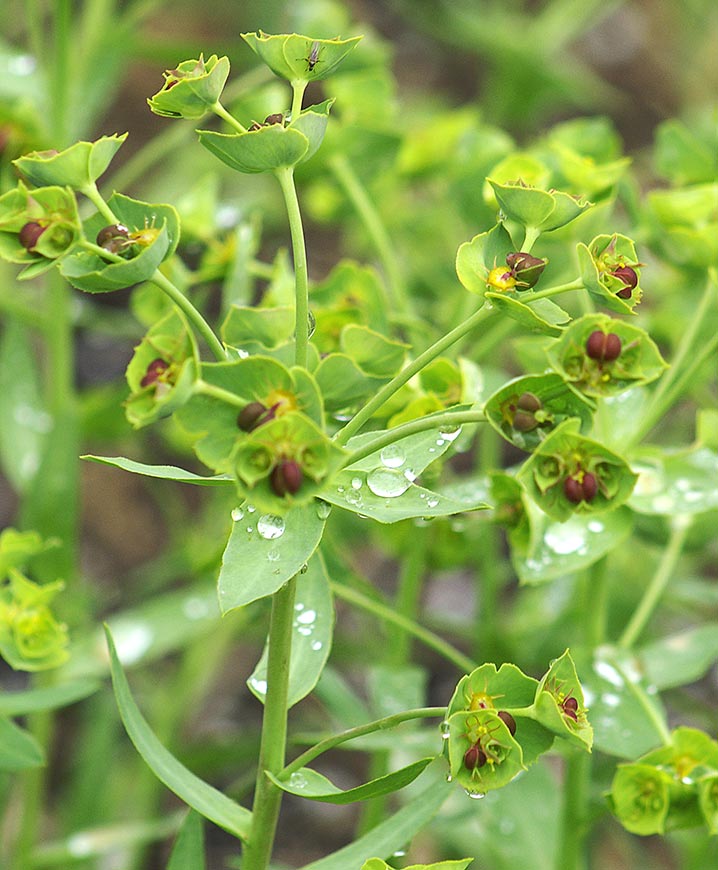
[231,507,245,522]
[445,773,453,783]
[439,425,462,442]
[466,789,486,799]
[257,514,285,540]
[380,444,405,468]
[250,677,267,694]
[267,548,280,562]
[311,640,323,651]
[404,467,417,482]
[315,499,332,520]
[440,720,451,739]
[297,609,316,624]
[345,490,363,507]
[436,438,445,447]
[426,496,439,509]
[299,563,308,574]
[289,771,307,788]
[337,485,345,493]
[246,526,254,534]
[247,504,256,514]
[366,467,410,498]
[351,477,363,490]
[391,849,406,859]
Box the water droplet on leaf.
[366,467,410,498]
[231,507,244,522]
[315,500,332,520]
[380,444,405,468]
[257,514,285,540]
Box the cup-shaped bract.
[518,419,638,522]
[13,134,127,189]
[0,570,69,671]
[488,179,592,232]
[546,313,667,400]
[241,32,362,83]
[577,233,644,313]
[147,55,230,119]
[534,649,593,750]
[0,182,80,278]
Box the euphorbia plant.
[1,16,717,870]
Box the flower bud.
[237,401,269,432]
[18,221,46,250]
[140,357,169,387]
[506,251,547,288]
[497,710,517,736]
[586,330,622,363]
[270,459,303,496]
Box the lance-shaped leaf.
[82,455,232,485]
[148,55,229,119]
[629,446,718,516]
[0,678,99,716]
[167,811,205,870]
[484,373,593,451]
[217,501,325,613]
[125,310,199,429]
[363,861,472,870]
[268,757,433,803]
[546,313,667,399]
[0,716,44,771]
[518,418,638,522]
[241,32,362,83]
[577,233,643,313]
[248,553,333,707]
[488,180,592,231]
[446,708,525,793]
[13,134,127,189]
[534,649,593,750]
[105,628,252,840]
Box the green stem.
[389,532,429,665]
[328,153,415,334]
[149,270,227,362]
[618,517,692,649]
[290,80,308,121]
[557,752,590,870]
[51,0,72,145]
[80,183,118,225]
[522,226,542,253]
[474,428,501,660]
[243,578,297,870]
[630,272,718,445]
[212,100,247,133]
[522,278,584,301]
[282,707,446,777]
[340,409,486,466]
[331,581,476,673]
[335,304,496,444]
[194,379,246,408]
[275,167,310,369]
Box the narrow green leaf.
[0,716,44,771]
[268,757,433,803]
[105,627,252,841]
[82,455,233,485]
[300,759,452,870]
[0,318,49,492]
[363,860,472,870]
[167,812,205,870]
[0,678,100,716]
[218,502,325,613]
[248,553,333,707]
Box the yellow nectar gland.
[265,388,297,417]
[128,217,162,248]
[486,266,518,292]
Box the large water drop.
[366,467,410,498]
[257,514,285,540]
[380,444,405,468]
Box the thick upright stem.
[275,167,310,369]
[242,578,297,870]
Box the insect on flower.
[305,41,321,72]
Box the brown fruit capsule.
[562,696,579,721]
[506,251,547,288]
[497,710,517,736]
[140,357,169,388]
[19,221,46,250]
[237,401,269,432]
[564,476,584,504]
[581,472,598,502]
[516,392,541,413]
[264,113,284,126]
[464,743,487,771]
[585,330,622,363]
[612,265,638,299]
[270,459,303,496]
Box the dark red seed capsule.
[264,113,284,126]
[19,221,46,250]
[586,330,622,363]
[581,472,598,502]
[140,357,169,388]
[237,401,268,432]
[564,476,584,504]
[96,224,129,246]
[464,744,487,771]
[270,459,303,497]
[516,392,541,413]
[497,710,517,736]
[563,696,579,712]
[612,265,638,293]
